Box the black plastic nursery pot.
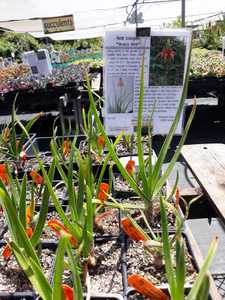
[0,84,80,115]
[122,232,199,300]
[114,138,150,158]
[0,212,6,240]
[0,241,56,300]
[112,173,137,199]
[0,203,69,245]
[39,237,125,298]
[0,292,36,299]
[84,295,124,300]
[25,135,112,180]
[0,132,36,179]
[125,286,211,300]
[25,135,90,161]
[22,135,83,180]
[26,136,58,157]
[112,151,158,198]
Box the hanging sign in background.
[42,14,75,34]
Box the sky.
[0,0,224,39]
[0,0,224,22]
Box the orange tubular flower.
[95,209,114,225]
[2,244,12,260]
[30,170,44,185]
[26,227,33,238]
[121,217,145,241]
[0,164,9,185]
[48,219,77,247]
[26,206,31,224]
[97,135,105,148]
[125,159,135,176]
[61,284,74,300]
[175,187,180,209]
[128,274,169,300]
[158,48,176,60]
[63,139,71,157]
[97,183,109,202]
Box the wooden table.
[181,143,225,300]
[181,143,225,223]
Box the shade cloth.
[0,0,224,40]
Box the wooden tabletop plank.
[181,143,225,222]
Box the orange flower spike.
[125,159,135,176]
[158,48,176,60]
[26,227,33,238]
[128,274,169,300]
[0,164,9,185]
[63,139,71,157]
[30,170,44,185]
[97,135,105,148]
[97,183,109,202]
[121,217,145,241]
[175,187,180,209]
[26,206,31,224]
[48,219,68,237]
[61,284,74,300]
[48,219,77,247]
[2,244,12,260]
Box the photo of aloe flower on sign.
[107,76,134,113]
[149,36,186,86]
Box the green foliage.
[0,39,13,57]
[192,18,225,50]
[0,32,40,57]
[190,48,225,78]
[165,17,182,29]
[160,197,218,300]
[0,102,41,161]
[53,37,102,52]
[0,32,102,60]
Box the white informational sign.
[104,29,192,135]
[50,50,61,64]
[22,49,52,76]
[37,49,52,76]
[222,37,225,60]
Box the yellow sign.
[42,15,75,34]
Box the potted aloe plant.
[0,33,219,300]
[0,101,40,175]
[86,46,195,228]
[0,113,127,298]
[125,195,218,299]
